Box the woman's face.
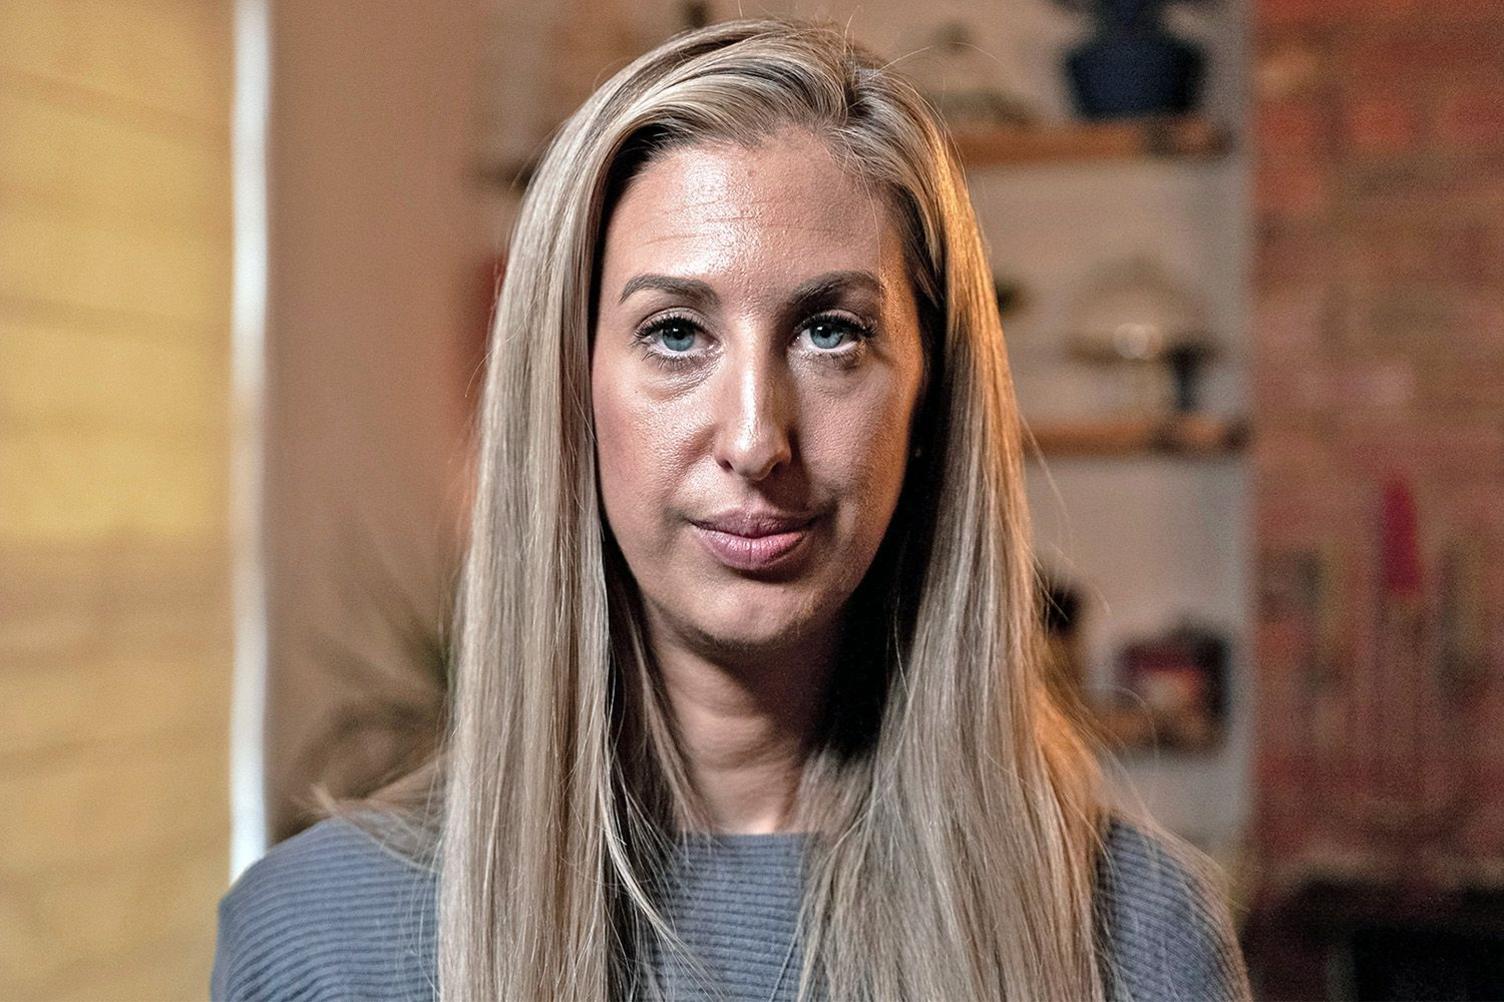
[591,128,926,660]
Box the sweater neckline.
[673,831,812,855]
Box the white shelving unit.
[964,115,1253,859]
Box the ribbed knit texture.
[211,816,1251,1001]
[649,834,809,1000]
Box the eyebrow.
[616,269,886,310]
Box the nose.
[711,343,794,482]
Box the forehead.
[598,130,904,297]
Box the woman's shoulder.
[211,814,438,1001]
[1096,814,1253,1002]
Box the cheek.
[593,384,640,530]
[591,375,690,538]
[805,381,916,529]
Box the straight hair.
[342,17,1115,1002]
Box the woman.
[213,17,1252,1002]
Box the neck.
[647,615,839,835]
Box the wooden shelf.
[1025,414,1249,458]
[953,115,1231,168]
[481,115,1232,191]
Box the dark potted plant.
[277,517,457,840]
[1054,0,1209,119]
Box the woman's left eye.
[799,314,871,352]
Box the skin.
[591,128,926,833]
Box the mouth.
[689,511,820,572]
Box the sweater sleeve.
[209,822,360,1002]
[1097,818,1253,1002]
[209,818,439,1001]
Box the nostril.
[720,436,789,482]
[712,369,795,481]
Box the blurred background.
[2,0,1500,998]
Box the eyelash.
[632,311,876,371]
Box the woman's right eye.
[634,314,705,363]
[634,314,703,353]
[649,319,697,352]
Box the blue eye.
[801,313,872,352]
[632,314,708,371]
[660,327,695,352]
[807,320,849,350]
[645,318,698,353]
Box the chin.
[680,579,834,656]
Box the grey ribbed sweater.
[211,815,1251,1001]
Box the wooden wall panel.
[0,1,233,998]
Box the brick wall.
[1252,0,1504,885]
[0,3,233,998]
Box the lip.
[690,509,819,572]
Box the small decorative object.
[1065,256,1217,417]
[903,22,1037,132]
[1256,545,1345,755]
[1437,538,1488,694]
[1116,618,1228,749]
[1353,476,1468,842]
[1163,340,1215,412]
[1038,573,1087,708]
[679,1,712,30]
[1052,0,1209,119]
[994,274,1027,318]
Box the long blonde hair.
[355,17,1113,1001]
